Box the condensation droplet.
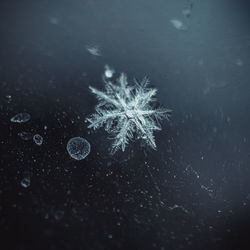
[66,137,91,160]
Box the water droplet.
[18,132,33,141]
[66,137,91,160]
[10,113,31,123]
[33,134,43,146]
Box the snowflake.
[87,73,171,153]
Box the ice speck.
[6,95,12,103]
[21,177,31,188]
[170,19,187,30]
[66,137,91,160]
[33,134,43,146]
[10,113,31,123]
[18,132,33,141]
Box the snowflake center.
[125,109,135,118]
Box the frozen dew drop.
[21,177,31,188]
[10,113,31,123]
[66,137,91,160]
[33,134,43,146]
[6,95,12,103]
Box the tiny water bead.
[66,137,91,160]
[33,134,43,146]
[10,113,31,123]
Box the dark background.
[1,0,250,249]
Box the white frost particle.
[104,64,115,78]
[18,131,33,141]
[86,45,101,56]
[21,177,31,188]
[170,19,187,30]
[33,134,43,146]
[87,73,171,153]
[66,137,91,160]
[10,113,31,123]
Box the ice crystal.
[87,73,171,153]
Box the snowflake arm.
[89,86,120,108]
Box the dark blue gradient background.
[1,0,250,249]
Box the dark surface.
[1,0,250,249]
